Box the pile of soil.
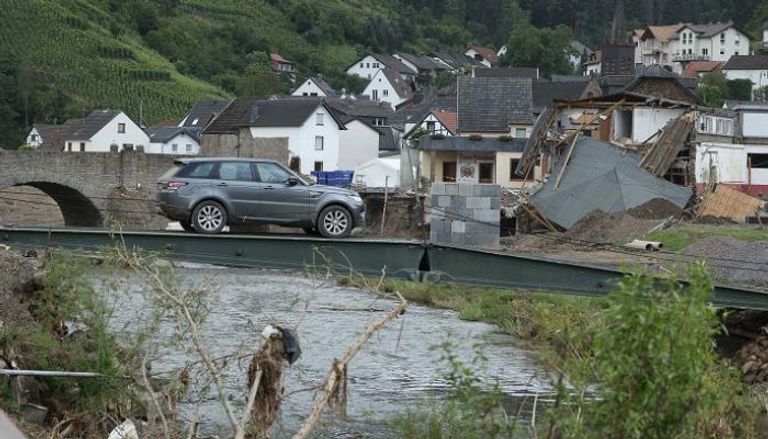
[625,198,683,220]
[564,210,663,245]
[683,237,768,285]
[0,250,39,330]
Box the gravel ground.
[683,237,768,286]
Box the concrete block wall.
[430,183,501,247]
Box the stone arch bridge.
[0,150,176,228]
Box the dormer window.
[118,123,125,133]
[192,118,199,126]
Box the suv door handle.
[217,182,228,186]
[264,186,275,190]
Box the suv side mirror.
[286,176,300,186]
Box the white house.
[291,76,338,97]
[401,109,457,148]
[338,118,381,170]
[346,53,415,80]
[60,110,150,152]
[354,158,401,188]
[145,127,201,155]
[723,55,768,94]
[465,44,497,67]
[25,124,58,149]
[362,69,413,109]
[670,22,750,74]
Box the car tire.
[317,205,353,238]
[179,220,195,233]
[191,200,227,234]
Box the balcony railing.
[673,54,711,62]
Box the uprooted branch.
[292,290,407,439]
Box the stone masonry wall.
[430,183,500,247]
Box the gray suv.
[157,158,365,238]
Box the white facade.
[354,158,401,188]
[249,105,343,175]
[465,48,491,67]
[63,112,149,153]
[363,69,408,109]
[672,26,749,73]
[585,62,601,76]
[148,132,200,155]
[695,142,768,189]
[347,55,386,79]
[25,127,44,149]
[630,108,686,143]
[338,119,380,170]
[292,78,331,97]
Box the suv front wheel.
[317,205,353,238]
[192,200,227,234]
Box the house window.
[191,118,199,126]
[123,143,134,151]
[372,89,379,101]
[426,121,436,132]
[67,142,72,151]
[479,163,494,184]
[366,62,370,68]
[373,118,385,126]
[359,63,363,68]
[185,144,192,153]
[79,142,85,152]
[749,153,768,169]
[30,134,37,142]
[442,161,457,182]
[172,144,178,153]
[515,128,527,138]
[118,123,126,133]
[721,48,726,55]
[310,92,318,96]
[289,156,301,172]
[314,161,324,172]
[510,159,525,180]
[703,48,709,55]
[315,135,324,151]
[735,51,740,56]
[316,112,324,126]
[383,89,389,96]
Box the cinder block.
[490,197,500,210]
[437,195,451,208]
[451,221,466,233]
[473,185,484,196]
[474,209,499,223]
[431,182,446,196]
[451,196,465,209]
[466,196,491,210]
[445,183,459,196]
[480,184,501,197]
[459,184,474,197]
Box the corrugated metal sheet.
[531,137,693,229]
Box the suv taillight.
[166,181,187,191]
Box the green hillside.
[0,0,229,148]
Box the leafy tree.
[235,59,290,97]
[698,84,725,108]
[556,265,756,438]
[727,79,754,101]
[500,24,575,77]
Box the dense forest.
[2,0,768,148]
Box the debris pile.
[734,336,768,384]
[697,185,765,224]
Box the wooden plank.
[698,185,763,223]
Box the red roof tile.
[432,110,457,134]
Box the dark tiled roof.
[370,53,416,75]
[381,68,413,99]
[533,81,590,110]
[420,136,526,152]
[688,21,735,38]
[65,110,122,140]
[309,76,338,96]
[181,100,230,129]
[32,124,68,151]
[146,127,202,143]
[376,126,399,151]
[457,77,533,132]
[428,51,485,70]
[551,75,591,82]
[473,67,539,79]
[570,40,594,56]
[395,52,445,71]
[724,55,768,70]
[326,98,395,119]
[205,98,344,134]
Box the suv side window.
[255,162,292,184]
[177,162,215,178]
[217,162,254,181]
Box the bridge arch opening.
[4,182,103,227]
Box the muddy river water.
[102,265,552,437]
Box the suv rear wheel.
[317,205,352,238]
[192,200,227,234]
